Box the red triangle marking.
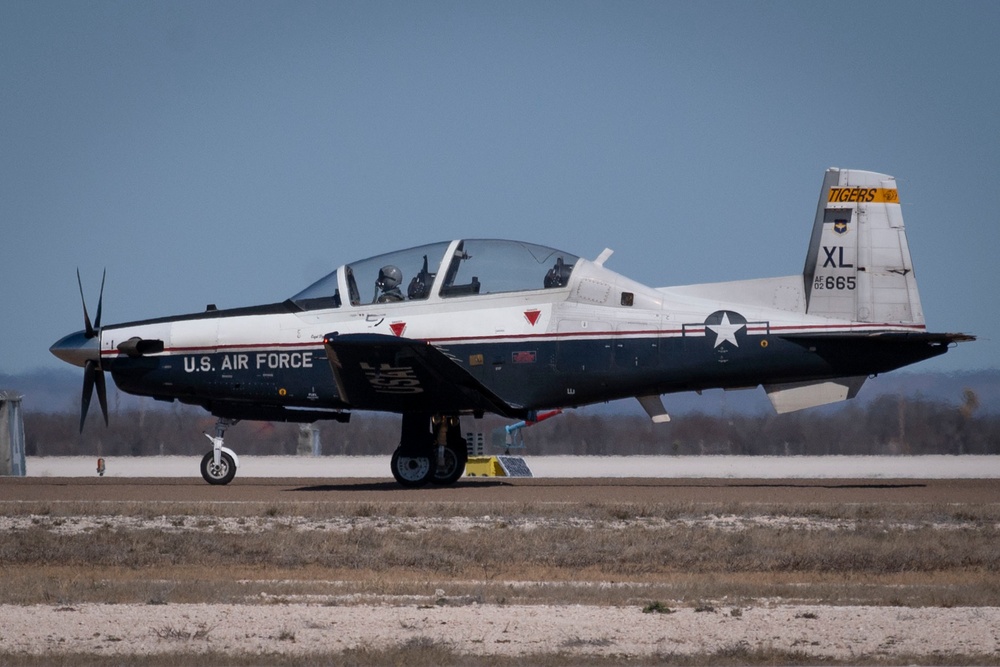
[524,309,541,326]
[390,322,406,337]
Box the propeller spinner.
[49,270,108,432]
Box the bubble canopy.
[290,240,579,311]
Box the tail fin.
[803,168,924,325]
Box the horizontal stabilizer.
[775,331,974,376]
[779,331,975,344]
[324,333,523,417]
[764,376,867,414]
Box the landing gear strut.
[431,415,468,486]
[200,418,241,485]
[390,414,468,487]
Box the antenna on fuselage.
[594,248,614,266]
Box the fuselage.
[54,238,943,423]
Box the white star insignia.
[707,312,745,348]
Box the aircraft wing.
[323,333,525,417]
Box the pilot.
[375,265,404,303]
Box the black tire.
[432,440,468,485]
[390,448,436,487]
[200,451,237,485]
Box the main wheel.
[200,451,236,485]
[390,448,436,487]
[432,441,468,485]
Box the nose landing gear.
[200,418,240,485]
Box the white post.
[298,424,321,457]
[0,391,26,476]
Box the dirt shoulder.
[2,602,999,660]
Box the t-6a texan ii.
[51,168,974,486]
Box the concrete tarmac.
[1,476,996,505]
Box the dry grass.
[4,497,1000,522]
[3,564,996,609]
[1,498,999,608]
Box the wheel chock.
[465,455,532,477]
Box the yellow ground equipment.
[465,455,532,477]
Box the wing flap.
[324,333,523,417]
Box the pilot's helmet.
[376,265,402,290]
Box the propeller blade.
[77,269,95,339]
[94,269,106,331]
[76,271,109,433]
[95,365,109,427]
[81,359,96,433]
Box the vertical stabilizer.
[803,168,924,325]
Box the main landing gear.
[200,418,241,485]
[390,414,468,488]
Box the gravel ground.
[2,602,999,659]
[3,473,998,661]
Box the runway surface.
[24,454,1000,479]
[1,476,996,505]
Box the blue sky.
[2,1,997,376]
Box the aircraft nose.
[50,330,99,368]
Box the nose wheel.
[201,450,236,485]
[200,418,240,485]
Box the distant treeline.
[23,392,1000,457]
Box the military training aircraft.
[51,168,974,486]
